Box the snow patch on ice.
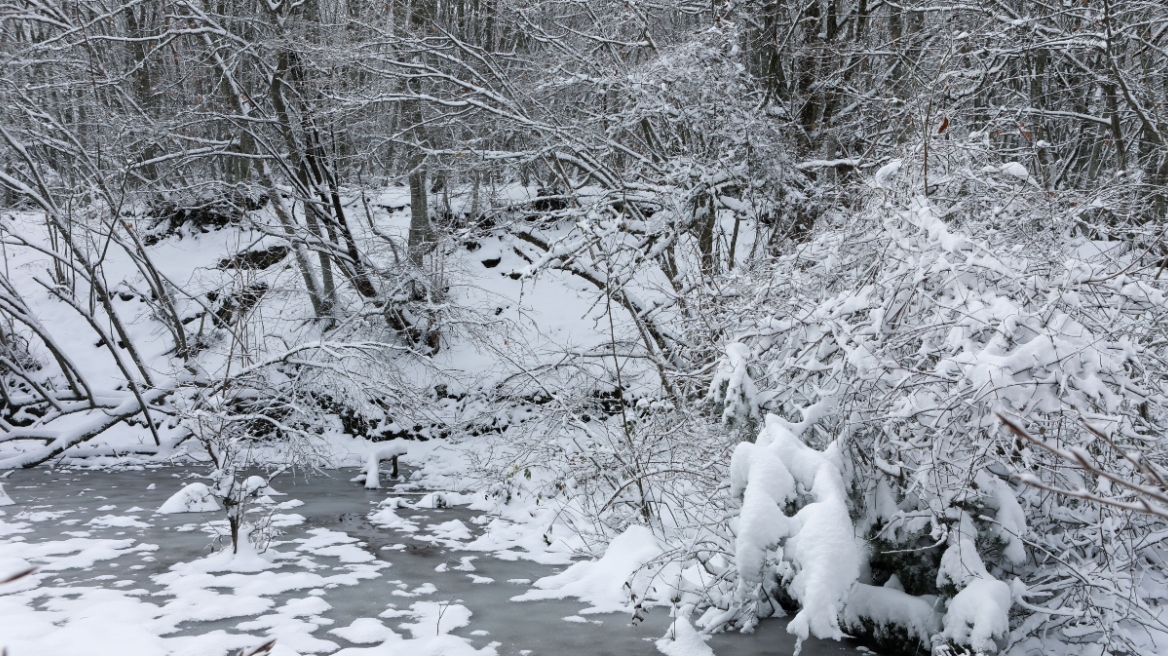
[88,514,149,528]
[157,482,220,514]
[655,616,715,656]
[331,617,397,644]
[427,519,472,542]
[511,524,663,614]
[0,483,15,507]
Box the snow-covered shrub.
[702,153,1168,655]
[842,580,941,656]
[180,408,300,554]
[707,342,761,438]
[706,412,861,653]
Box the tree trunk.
[408,168,430,267]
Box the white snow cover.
[330,618,396,644]
[156,482,220,514]
[843,583,942,642]
[699,187,1168,653]
[0,556,34,583]
[709,342,760,425]
[395,601,473,638]
[428,519,472,542]
[938,513,991,589]
[937,513,1012,652]
[655,616,715,656]
[729,434,794,586]
[942,578,1012,653]
[728,413,862,644]
[0,494,390,656]
[872,159,903,186]
[369,501,419,533]
[982,473,1028,565]
[999,161,1039,186]
[181,524,276,573]
[0,483,14,507]
[511,524,663,614]
[333,601,494,656]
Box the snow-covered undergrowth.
[5,136,1168,656]
[701,158,1168,655]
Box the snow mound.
[843,583,941,642]
[368,506,419,533]
[999,161,1040,187]
[0,557,35,585]
[413,491,475,508]
[334,634,496,656]
[428,519,472,542]
[0,483,14,507]
[178,525,275,573]
[942,578,1011,653]
[330,618,396,644]
[656,616,715,656]
[512,524,663,613]
[87,515,149,528]
[872,159,903,186]
[398,601,472,638]
[157,482,220,514]
[331,602,492,656]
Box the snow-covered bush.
[707,412,861,653]
[702,153,1168,655]
[708,342,761,438]
[182,409,300,554]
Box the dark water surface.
[1,466,858,656]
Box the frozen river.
[0,466,859,656]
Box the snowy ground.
[0,462,856,656]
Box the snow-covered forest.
[1,0,1167,654]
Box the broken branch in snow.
[0,389,169,469]
[234,639,276,656]
[0,565,37,585]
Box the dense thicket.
[2,1,1167,655]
